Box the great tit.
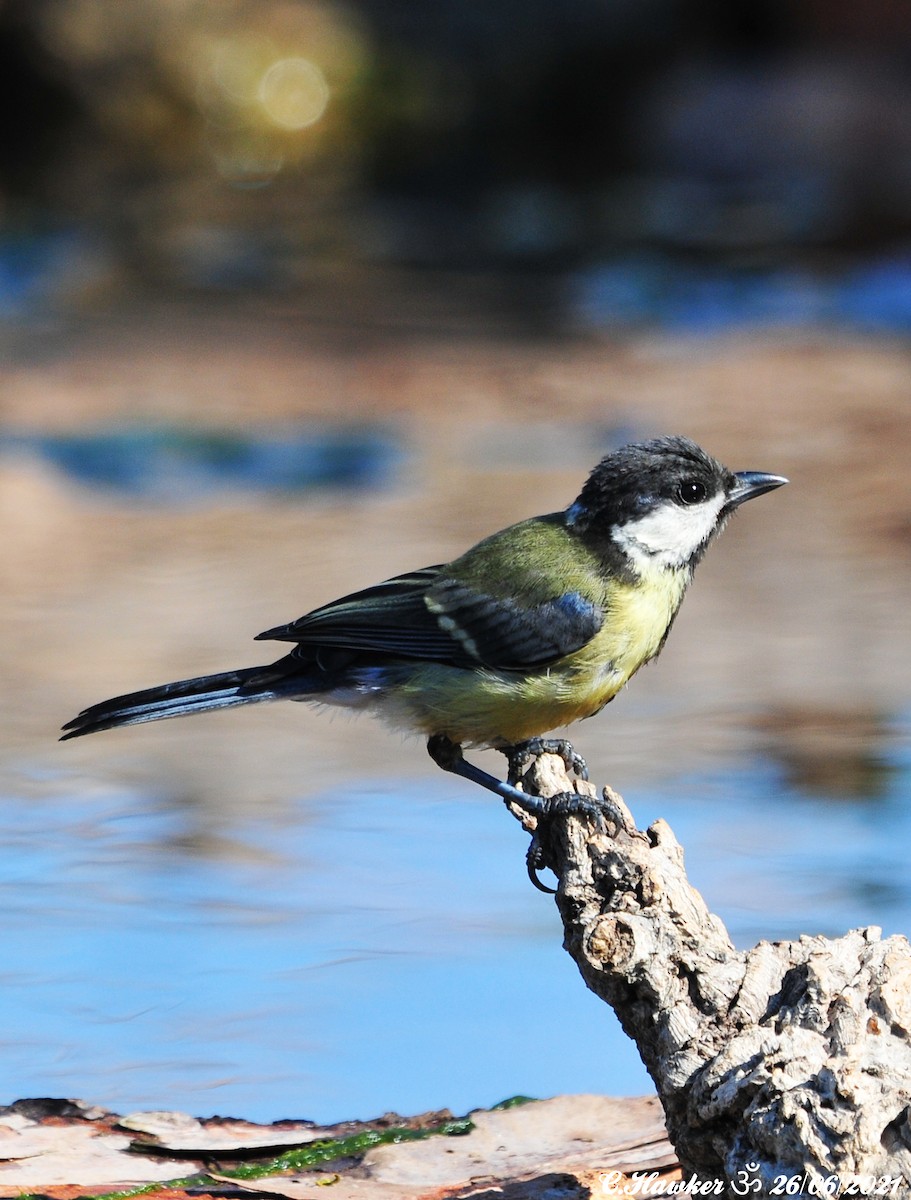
[62,436,786,806]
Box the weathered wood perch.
[511,752,911,1193]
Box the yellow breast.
[376,566,690,748]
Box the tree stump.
[512,753,911,1193]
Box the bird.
[62,435,786,813]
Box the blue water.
[0,767,645,1122]
[0,426,401,501]
[6,227,911,337]
[2,724,909,1124]
[569,252,911,335]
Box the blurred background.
[1,0,911,1126]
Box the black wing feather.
[255,566,603,672]
[426,578,602,669]
[256,567,469,662]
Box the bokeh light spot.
[209,34,277,106]
[258,57,330,130]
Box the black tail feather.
[61,663,311,740]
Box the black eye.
[677,479,708,505]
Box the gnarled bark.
[513,753,911,1192]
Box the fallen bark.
[511,753,911,1193]
[0,1094,675,1195]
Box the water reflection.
[0,772,649,1121]
[757,705,897,800]
[646,719,911,949]
[2,723,910,1123]
[0,425,400,500]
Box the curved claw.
[537,789,606,828]
[504,737,589,785]
[527,839,557,894]
[525,789,606,894]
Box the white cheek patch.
[613,495,726,571]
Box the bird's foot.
[524,789,606,893]
[503,737,588,786]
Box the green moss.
[40,1111,479,1200]
[222,1117,475,1179]
[491,1094,537,1110]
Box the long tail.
[61,661,312,740]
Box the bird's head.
[567,435,787,574]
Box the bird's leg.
[427,733,550,817]
[427,735,605,894]
[503,737,589,786]
[427,733,603,823]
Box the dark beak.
[726,471,788,509]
